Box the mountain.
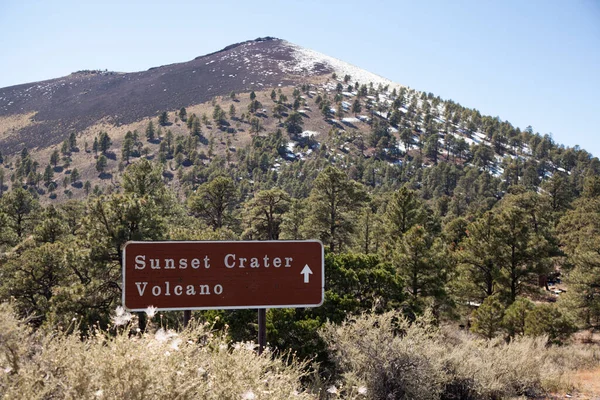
[0,37,395,153]
[0,36,597,206]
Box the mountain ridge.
[0,38,332,153]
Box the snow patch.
[281,41,406,90]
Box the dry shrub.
[0,303,314,399]
[320,311,600,400]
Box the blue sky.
[1,0,598,156]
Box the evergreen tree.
[98,132,112,154]
[247,99,262,115]
[61,140,70,156]
[497,205,549,303]
[191,118,202,137]
[396,225,445,313]
[70,168,80,184]
[0,187,39,240]
[43,164,54,186]
[213,105,226,125]
[187,114,196,130]
[69,132,77,151]
[50,149,60,167]
[280,199,306,240]
[188,176,236,230]
[457,212,503,301]
[179,107,187,121]
[122,135,134,164]
[273,103,287,124]
[558,214,600,328]
[524,304,576,344]
[384,187,423,239]
[242,188,290,240]
[542,173,572,212]
[96,155,108,174]
[471,294,505,339]
[303,166,368,252]
[158,111,168,126]
[503,296,535,338]
[145,121,155,141]
[285,112,303,135]
[424,134,439,165]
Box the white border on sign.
[121,240,325,312]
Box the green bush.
[524,304,577,344]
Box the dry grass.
[320,311,600,400]
[0,112,37,141]
[0,303,315,399]
[3,302,597,399]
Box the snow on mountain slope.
[281,41,405,90]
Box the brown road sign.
[122,240,324,311]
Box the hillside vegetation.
[1,68,600,398]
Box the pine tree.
[188,176,236,230]
[303,166,368,252]
[68,132,77,151]
[395,225,444,313]
[145,121,155,142]
[0,187,39,240]
[524,304,576,344]
[285,112,303,135]
[503,297,535,338]
[559,231,600,328]
[242,188,290,240]
[179,107,187,121]
[96,155,108,174]
[43,164,54,186]
[471,294,505,339]
[191,118,202,137]
[99,132,112,154]
[70,168,80,184]
[50,149,60,167]
[384,187,423,239]
[352,99,362,116]
[280,199,306,240]
[187,114,195,131]
[457,212,503,301]
[122,136,134,164]
[158,111,168,126]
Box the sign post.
[122,240,324,349]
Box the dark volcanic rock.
[0,37,333,153]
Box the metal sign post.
[258,308,266,355]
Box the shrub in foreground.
[0,303,313,399]
[320,311,600,399]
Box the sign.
[122,240,324,311]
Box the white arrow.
[300,264,313,283]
